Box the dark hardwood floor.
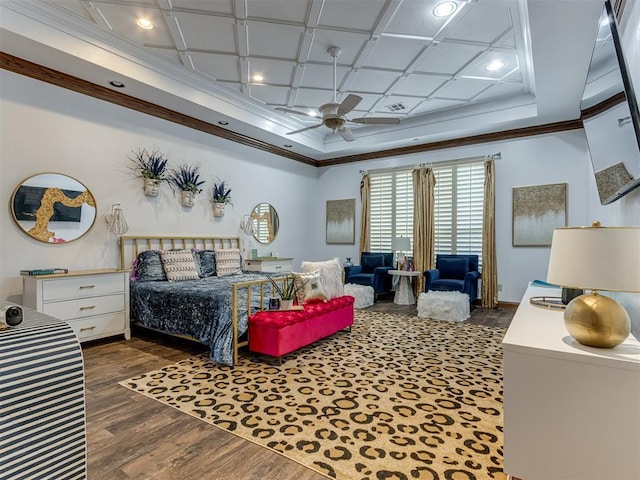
[82,298,516,479]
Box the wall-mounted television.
[580,0,640,205]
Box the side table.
[389,270,421,305]
[0,301,87,479]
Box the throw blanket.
[130,272,271,365]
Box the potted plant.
[211,179,232,217]
[129,148,169,197]
[267,275,307,310]
[168,164,206,207]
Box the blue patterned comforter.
[130,272,272,365]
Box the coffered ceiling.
[0,0,605,162]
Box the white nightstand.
[22,269,130,343]
[244,257,293,273]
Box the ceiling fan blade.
[275,107,316,118]
[337,126,356,142]
[349,116,401,125]
[286,123,323,135]
[337,94,362,115]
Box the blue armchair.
[344,252,393,295]
[424,254,480,304]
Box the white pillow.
[159,249,199,282]
[292,270,328,304]
[214,248,243,277]
[301,258,344,299]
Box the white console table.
[502,284,640,480]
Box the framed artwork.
[326,198,355,244]
[512,183,567,247]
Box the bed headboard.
[119,235,241,270]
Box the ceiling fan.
[276,46,400,142]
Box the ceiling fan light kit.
[276,46,400,142]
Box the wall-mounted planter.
[143,178,160,197]
[213,202,225,217]
[181,191,195,207]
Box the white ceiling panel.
[414,42,486,75]
[318,0,388,31]
[176,12,237,52]
[411,98,467,115]
[298,63,349,90]
[384,0,465,38]
[170,0,234,15]
[249,84,290,105]
[433,77,496,101]
[248,58,296,85]
[247,0,310,23]
[247,22,304,59]
[189,52,240,82]
[349,69,402,94]
[446,2,514,44]
[391,73,449,97]
[305,31,368,64]
[94,4,175,48]
[460,51,520,80]
[364,36,427,70]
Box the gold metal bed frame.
[119,235,289,365]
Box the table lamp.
[546,222,640,348]
[393,236,411,269]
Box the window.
[368,160,484,266]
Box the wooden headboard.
[119,235,241,269]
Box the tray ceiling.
[0,0,606,162]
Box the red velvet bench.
[248,295,355,360]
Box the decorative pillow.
[437,257,469,280]
[301,258,344,299]
[361,254,385,273]
[134,250,167,282]
[160,249,200,282]
[292,270,328,304]
[214,248,243,277]
[192,249,217,277]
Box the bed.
[119,235,284,366]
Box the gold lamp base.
[564,292,630,348]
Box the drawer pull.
[79,305,96,311]
[79,285,96,289]
[274,266,282,269]
[80,326,96,332]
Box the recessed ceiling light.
[433,1,457,17]
[600,17,610,27]
[284,144,293,148]
[109,80,125,88]
[136,18,153,30]
[218,121,229,126]
[252,74,264,82]
[308,110,318,117]
[485,60,505,71]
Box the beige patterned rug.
[120,311,507,480]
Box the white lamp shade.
[393,236,411,251]
[547,226,640,292]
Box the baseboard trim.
[497,301,519,310]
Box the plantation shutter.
[369,160,484,267]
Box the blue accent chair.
[423,254,480,304]
[344,252,393,296]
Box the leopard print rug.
[120,311,507,480]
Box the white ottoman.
[344,283,375,309]
[417,291,470,322]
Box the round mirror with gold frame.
[251,203,279,244]
[10,173,97,244]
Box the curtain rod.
[361,152,500,175]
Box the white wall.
[317,131,598,303]
[0,70,320,303]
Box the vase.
[280,299,294,310]
[213,202,225,217]
[181,191,195,207]
[143,178,160,197]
